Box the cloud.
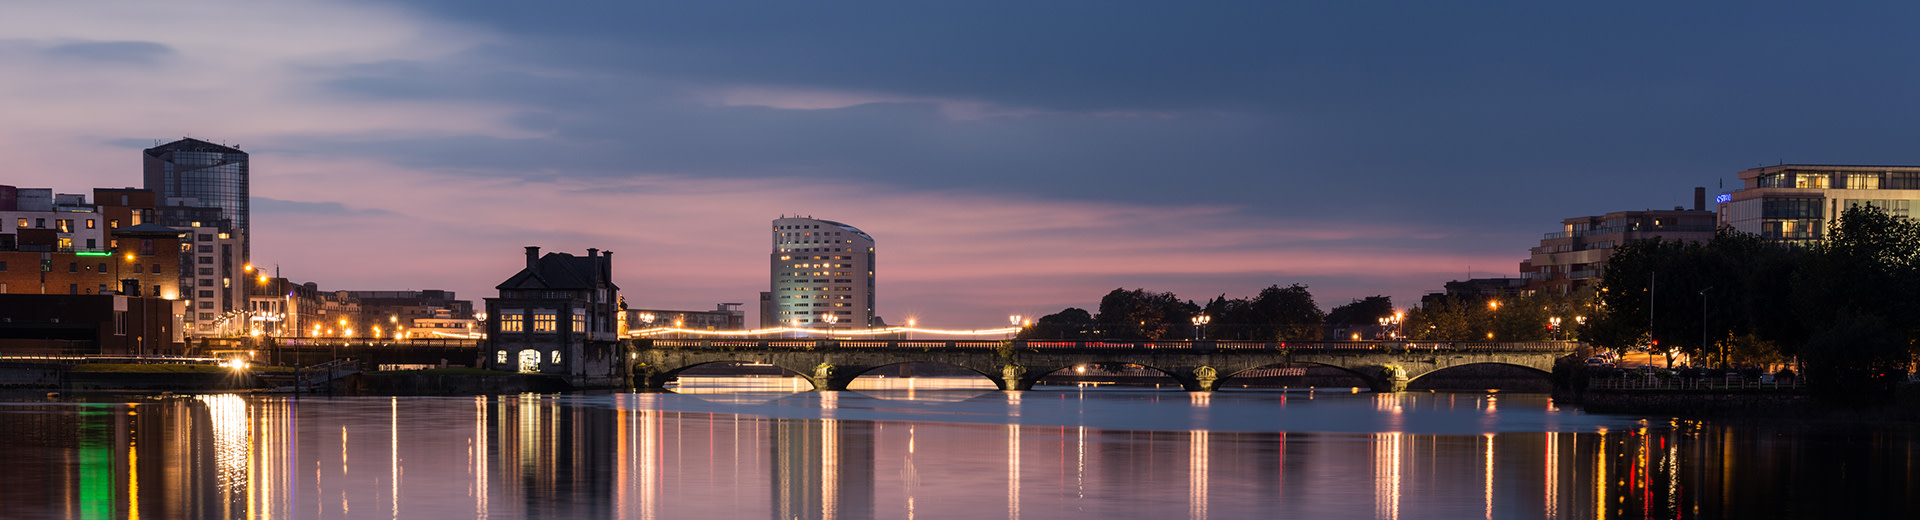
[40,40,173,64]
[253,197,393,216]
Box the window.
[109,219,119,229]
[86,219,95,229]
[15,218,26,228]
[199,279,213,287]
[56,219,70,233]
[141,240,154,254]
[496,350,508,364]
[572,308,586,332]
[199,313,215,320]
[129,263,140,274]
[35,218,45,228]
[198,290,213,298]
[114,311,125,335]
[533,311,557,332]
[85,238,95,249]
[1846,173,1881,190]
[69,284,78,294]
[0,261,6,271]
[152,264,160,274]
[197,245,212,253]
[551,350,562,364]
[199,268,213,275]
[68,262,77,273]
[97,263,106,272]
[198,234,213,242]
[198,301,213,309]
[199,257,213,264]
[500,309,524,332]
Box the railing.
[1587,376,1803,391]
[635,339,1582,353]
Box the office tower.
[143,137,248,258]
[768,216,876,329]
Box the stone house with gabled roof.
[481,246,625,387]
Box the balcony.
[1543,225,1717,240]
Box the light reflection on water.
[0,382,1916,519]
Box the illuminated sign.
[75,251,111,257]
[1715,193,1732,204]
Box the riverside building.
[766,216,876,329]
[1718,164,1920,247]
[1520,188,1717,294]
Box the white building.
[1719,165,1920,247]
[766,216,876,329]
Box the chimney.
[586,248,601,283]
[602,251,613,282]
[525,246,540,270]
[1693,187,1705,211]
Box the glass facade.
[143,139,248,258]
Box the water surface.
[1,383,1915,519]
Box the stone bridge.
[627,339,1580,392]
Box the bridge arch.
[842,362,998,385]
[1404,362,1554,392]
[1026,362,1187,389]
[1217,362,1387,391]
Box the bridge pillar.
[993,364,1037,391]
[1379,365,1409,393]
[802,362,865,391]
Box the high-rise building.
[143,138,249,258]
[768,216,876,329]
[1718,165,1920,247]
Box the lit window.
[551,350,562,364]
[496,350,508,364]
[86,219,95,229]
[572,308,586,332]
[500,309,525,332]
[533,311,557,332]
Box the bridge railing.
[634,339,1582,352]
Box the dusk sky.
[7,1,1920,328]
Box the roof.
[110,223,187,237]
[144,137,245,157]
[496,253,617,291]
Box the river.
[1,379,1915,519]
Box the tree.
[1095,288,1198,340]
[1021,308,1095,339]
[1326,296,1394,338]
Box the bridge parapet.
[626,339,1582,393]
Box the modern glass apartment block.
[1719,165,1920,247]
[769,216,876,329]
[143,138,248,259]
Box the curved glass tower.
[143,138,248,258]
[769,216,875,329]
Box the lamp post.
[1548,316,1562,341]
[822,313,838,339]
[1191,314,1211,341]
[906,318,916,341]
[1008,315,1022,340]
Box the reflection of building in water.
[771,418,875,520]
[488,394,618,518]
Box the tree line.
[1020,285,1411,342]
[1585,205,1920,402]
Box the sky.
[5,1,1920,328]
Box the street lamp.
[1191,314,1211,341]
[822,313,838,338]
[906,317,916,340]
[1548,316,1562,341]
[1008,315,1023,340]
